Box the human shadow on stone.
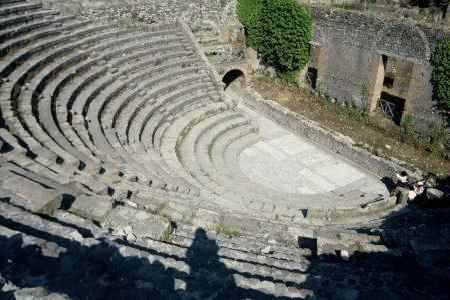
[184,228,294,300]
[184,228,237,299]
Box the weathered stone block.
[1,172,62,215]
[68,194,112,224]
[102,206,172,241]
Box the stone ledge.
[101,205,172,241]
[67,194,112,224]
[0,168,63,215]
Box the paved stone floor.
[238,104,388,206]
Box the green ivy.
[431,38,450,112]
[237,0,312,72]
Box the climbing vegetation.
[237,0,313,73]
[236,0,262,49]
[431,38,450,112]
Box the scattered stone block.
[68,194,112,224]
[102,206,172,241]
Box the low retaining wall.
[238,87,414,180]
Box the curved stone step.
[91,63,204,142]
[123,75,212,145]
[0,129,71,183]
[71,46,191,159]
[137,87,218,149]
[106,64,206,141]
[158,102,232,184]
[0,17,89,63]
[38,32,183,173]
[179,111,247,191]
[85,64,205,166]
[121,88,217,192]
[61,45,192,161]
[15,29,140,168]
[0,13,69,42]
[1,26,137,170]
[0,1,42,17]
[0,0,27,7]
[0,9,58,29]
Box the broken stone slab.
[0,169,62,215]
[67,194,112,224]
[101,206,172,241]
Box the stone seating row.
[0,4,218,199]
[0,0,397,232]
[0,0,28,7]
[0,197,315,298]
[0,1,42,16]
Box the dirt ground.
[251,76,450,176]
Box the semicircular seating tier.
[0,0,392,231]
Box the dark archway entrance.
[222,69,245,90]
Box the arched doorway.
[222,69,245,90]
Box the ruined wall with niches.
[310,6,450,118]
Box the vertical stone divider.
[368,54,385,114]
[177,19,228,98]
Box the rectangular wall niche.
[383,76,394,88]
[382,55,395,89]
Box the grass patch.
[160,228,172,243]
[215,223,241,238]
